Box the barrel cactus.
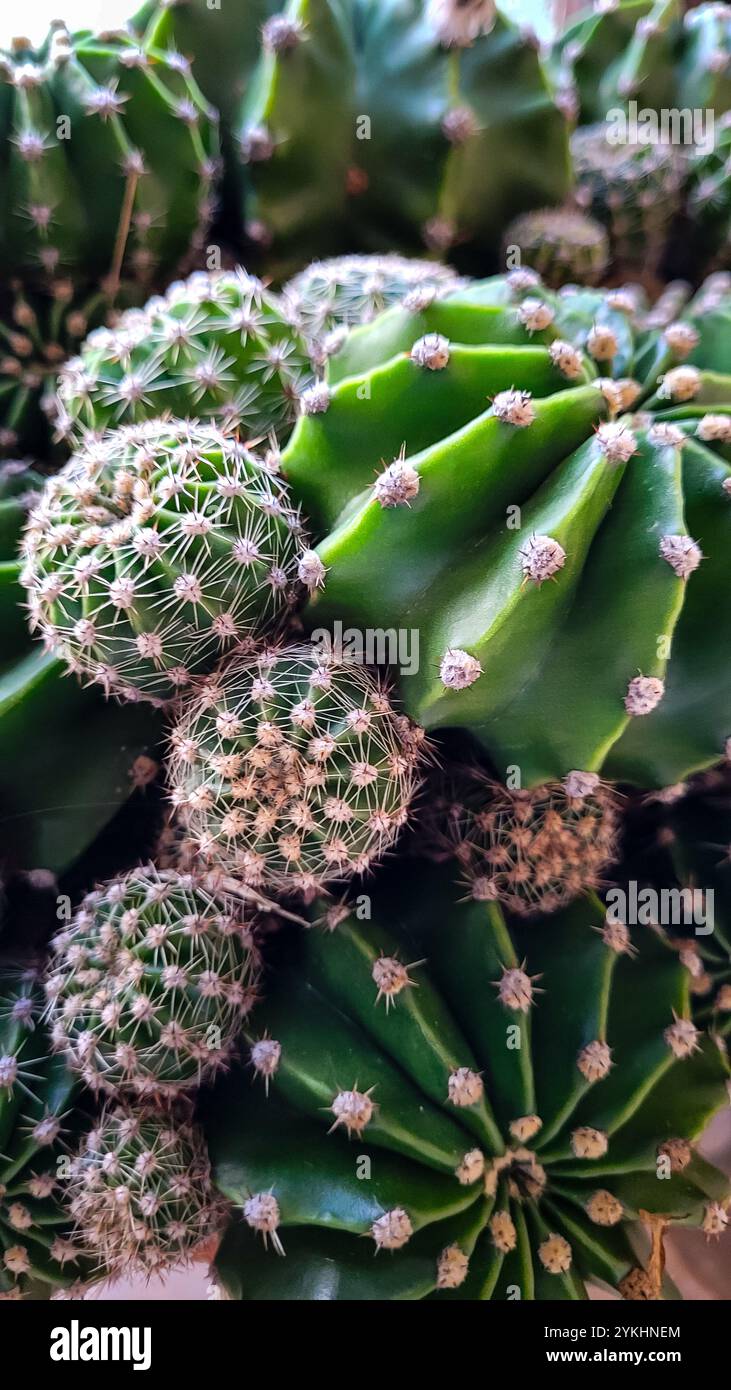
[53,269,314,446]
[20,420,311,706]
[66,1102,221,1277]
[205,858,730,1300]
[45,866,262,1097]
[0,969,90,1300]
[285,270,731,791]
[167,643,426,898]
[0,21,219,289]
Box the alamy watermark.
[310,621,419,676]
[606,881,714,934]
[606,101,715,154]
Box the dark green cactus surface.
[205,859,730,1300]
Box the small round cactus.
[283,254,462,343]
[45,866,261,1096]
[66,1104,221,1277]
[54,270,314,446]
[503,208,609,289]
[572,125,685,276]
[167,643,426,898]
[21,420,310,705]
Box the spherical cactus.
[284,270,731,792]
[502,208,609,289]
[204,858,731,1301]
[21,420,311,705]
[572,125,685,276]
[283,254,463,343]
[167,643,426,898]
[54,269,314,446]
[0,970,89,1301]
[45,865,261,1097]
[0,22,219,288]
[66,1104,221,1277]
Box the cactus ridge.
[20,419,311,705]
[44,865,261,1097]
[167,642,426,898]
[204,859,731,1300]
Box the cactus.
[66,1102,221,1277]
[502,208,609,289]
[280,270,731,791]
[0,21,219,289]
[20,420,311,707]
[0,458,161,876]
[0,969,90,1300]
[53,269,314,446]
[167,642,426,898]
[687,112,731,271]
[45,865,261,1097]
[204,857,730,1300]
[283,253,462,342]
[571,126,685,278]
[551,0,682,126]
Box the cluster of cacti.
[288,268,731,793]
[54,269,314,444]
[0,969,90,1300]
[167,643,426,898]
[0,21,219,289]
[205,858,730,1300]
[20,419,312,706]
[571,125,685,277]
[502,207,609,289]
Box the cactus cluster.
[206,858,730,1300]
[54,269,314,445]
[167,643,426,898]
[20,420,311,706]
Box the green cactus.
[167,642,426,898]
[551,0,682,126]
[283,253,462,343]
[0,21,220,289]
[66,1102,222,1277]
[571,125,685,277]
[687,113,731,271]
[204,857,730,1300]
[280,270,731,791]
[0,458,161,876]
[53,269,314,446]
[20,420,312,707]
[502,208,609,289]
[0,969,90,1300]
[45,865,262,1097]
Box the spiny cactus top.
[283,254,463,342]
[21,420,312,705]
[284,269,731,790]
[54,270,314,446]
[45,866,261,1097]
[205,860,730,1300]
[0,22,219,286]
[67,1103,221,1277]
[502,208,609,289]
[0,970,89,1301]
[167,643,426,898]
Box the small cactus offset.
[0,970,89,1300]
[54,270,314,446]
[20,420,311,706]
[286,270,731,790]
[0,22,219,288]
[167,643,426,898]
[66,1103,222,1277]
[45,866,261,1097]
[205,858,730,1300]
[283,253,462,342]
[502,209,609,290]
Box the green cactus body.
[0,970,90,1300]
[54,269,314,445]
[67,1103,221,1276]
[675,2,731,113]
[571,125,685,277]
[283,253,463,342]
[0,459,161,876]
[552,0,682,127]
[167,643,425,898]
[0,22,219,288]
[21,421,311,706]
[280,271,731,789]
[687,114,731,271]
[204,859,730,1300]
[502,208,609,289]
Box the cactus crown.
[283,254,462,343]
[21,419,311,705]
[167,643,426,898]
